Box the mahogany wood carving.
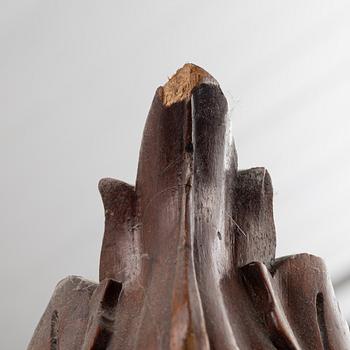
[28,64,350,350]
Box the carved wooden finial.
[28,64,350,350]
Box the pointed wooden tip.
[162,63,218,106]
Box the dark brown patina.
[28,64,350,350]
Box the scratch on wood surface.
[225,213,247,237]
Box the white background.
[1,1,350,348]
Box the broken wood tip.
[162,63,218,106]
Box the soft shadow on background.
[1,1,350,348]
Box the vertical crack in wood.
[93,280,121,348]
[50,310,59,350]
[91,328,113,350]
[316,292,330,350]
[82,279,122,350]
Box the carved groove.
[50,310,59,350]
[101,279,122,310]
[241,262,301,350]
[91,328,113,350]
[89,280,122,349]
[269,333,295,350]
[316,292,330,350]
